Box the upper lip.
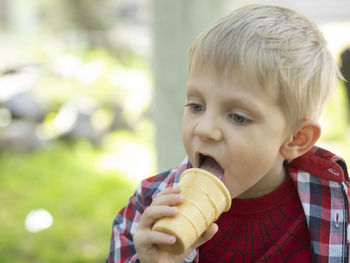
[195,151,224,170]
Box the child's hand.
[133,187,218,263]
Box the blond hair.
[189,4,341,124]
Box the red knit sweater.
[199,176,312,262]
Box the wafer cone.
[152,168,231,254]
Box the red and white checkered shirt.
[106,146,349,263]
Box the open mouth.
[198,153,225,182]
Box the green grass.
[0,141,136,263]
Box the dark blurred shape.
[56,99,103,145]
[3,92,45,122]
[65,112,101,144]
[0,0,7,26]
[0,120,41,152]
[110,104,129,130]
[340,48,350,120]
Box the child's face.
[182,65,292,198]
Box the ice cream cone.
[152,168,231,254]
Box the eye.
[230,113,250,124]
[186,103,205,112]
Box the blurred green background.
[0,1,155,262]
[0,0,349,262]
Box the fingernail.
[176,194,183,201]
[169,207,177,214]
[173,187,181,193]
[168,236,176,243]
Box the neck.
[237,162,288,199]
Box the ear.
[280,121,321,160]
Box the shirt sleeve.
[106,169,178,263]
[105,165,192,263]
[106,182,145,263]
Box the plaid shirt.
[106,146,349,263]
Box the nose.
[194,114,222,142]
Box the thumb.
[191,223,218,249]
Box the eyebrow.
[225,97,264,117]
[186,85,203,98]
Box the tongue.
[200,158,224,181]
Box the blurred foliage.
[0,0,154,262]
[0,140,136,262]
[319,81,350,164]
[31,45,151,119]
[26,0,131,33]
[35,0,116,31]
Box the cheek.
[181,119,192,153]
[227,136,281,174]
[181,113,188,137]
[181,120,189,140]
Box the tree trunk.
[152,0,225,172]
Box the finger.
[156,186,181,197]
[138,205,178,228]
[191,223,218,249]
[134,229,176,248]
[151,193,183,206]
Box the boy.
[107,4,349,263]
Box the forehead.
[188,62,277,97]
